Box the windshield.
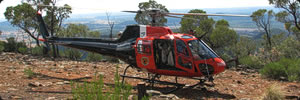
[188,40,218,60]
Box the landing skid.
[120,65,215,94]
[121,74,214,94]
[121,75,184,93]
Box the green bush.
[240,56,263,69]
[63,48,83,60]
[86,52,102,62]
[285,60,300,81]
[3,37,27,53]
[0,41,4,53]
[260,62,286,79]
[31,46,44,56]
[260,58,300,81]
[71,65,133,100]
[18,47,27,54]
[4,37,17,52]
[24,68,36,78]
[103,56,119,63]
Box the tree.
[284,22,292,36]
[42,0,72,58]
[58,24,100,38]
[235,36,256,56]
[210,20,238,49]
[269,0,300,30]
[251,9,274,49]
[180,9,209,33]
[4,3,39,44]
[180,9,215,46]
[135,0,168,26]
[106,12,115,40]
[210,20,240,66]
[58,24,100,60]
[5,0,72,58]
[291,26,300,40]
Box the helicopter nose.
[217,59,226,67]
[214,58,226,74]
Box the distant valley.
[0,6,286,40]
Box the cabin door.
[175,39,194,72]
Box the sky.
[0,0,271,21]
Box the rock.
[98,72,105,76]
[159,94,179,100]
[239,90,246,94]
[224,88,229,91]
[63,81,70,84]
[9,95,22,99]
[237,80,243,84]
[7,88,18,91]
[240,72,248,75]
[231,84,238,87]
[46,97,56,100]
[28,83,38,87]
[128,95,134,100]
[240,98,250,100]
[146,90,161,96]
[56,82,64,85]
[59,66,64,69]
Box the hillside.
[0,52,299,99]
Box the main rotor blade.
[168,13,250,17]
[165,15,198,21]
[122,11,140,13]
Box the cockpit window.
[176,39,189,56]
[181,35,193,39]
[188,40,218,60]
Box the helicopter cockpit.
[187,39,218,60]
[151,35,220,71]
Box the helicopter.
[37,9,249,90]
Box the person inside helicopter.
[154,39,175,69]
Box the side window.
[176,39,189,56]
[137,40,151,54]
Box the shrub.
[284,59,300,81]
[18,47,27,54]
[103,56,119,63]
[0,41,4,53]
[261,84,284,100]
[240,55,264,69]
[63,48,83,60]
[86,52,102,62]
[260,62,286,79]
[3,37,27,53]
[260,58,300,81]
[31,46,44,56]
[24,68,36,78]
[71,65,133,100]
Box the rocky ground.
[0,52,299,100]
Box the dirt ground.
[0,52,299,100]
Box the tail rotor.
[36,11,50,53]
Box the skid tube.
[120,74,214,94]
